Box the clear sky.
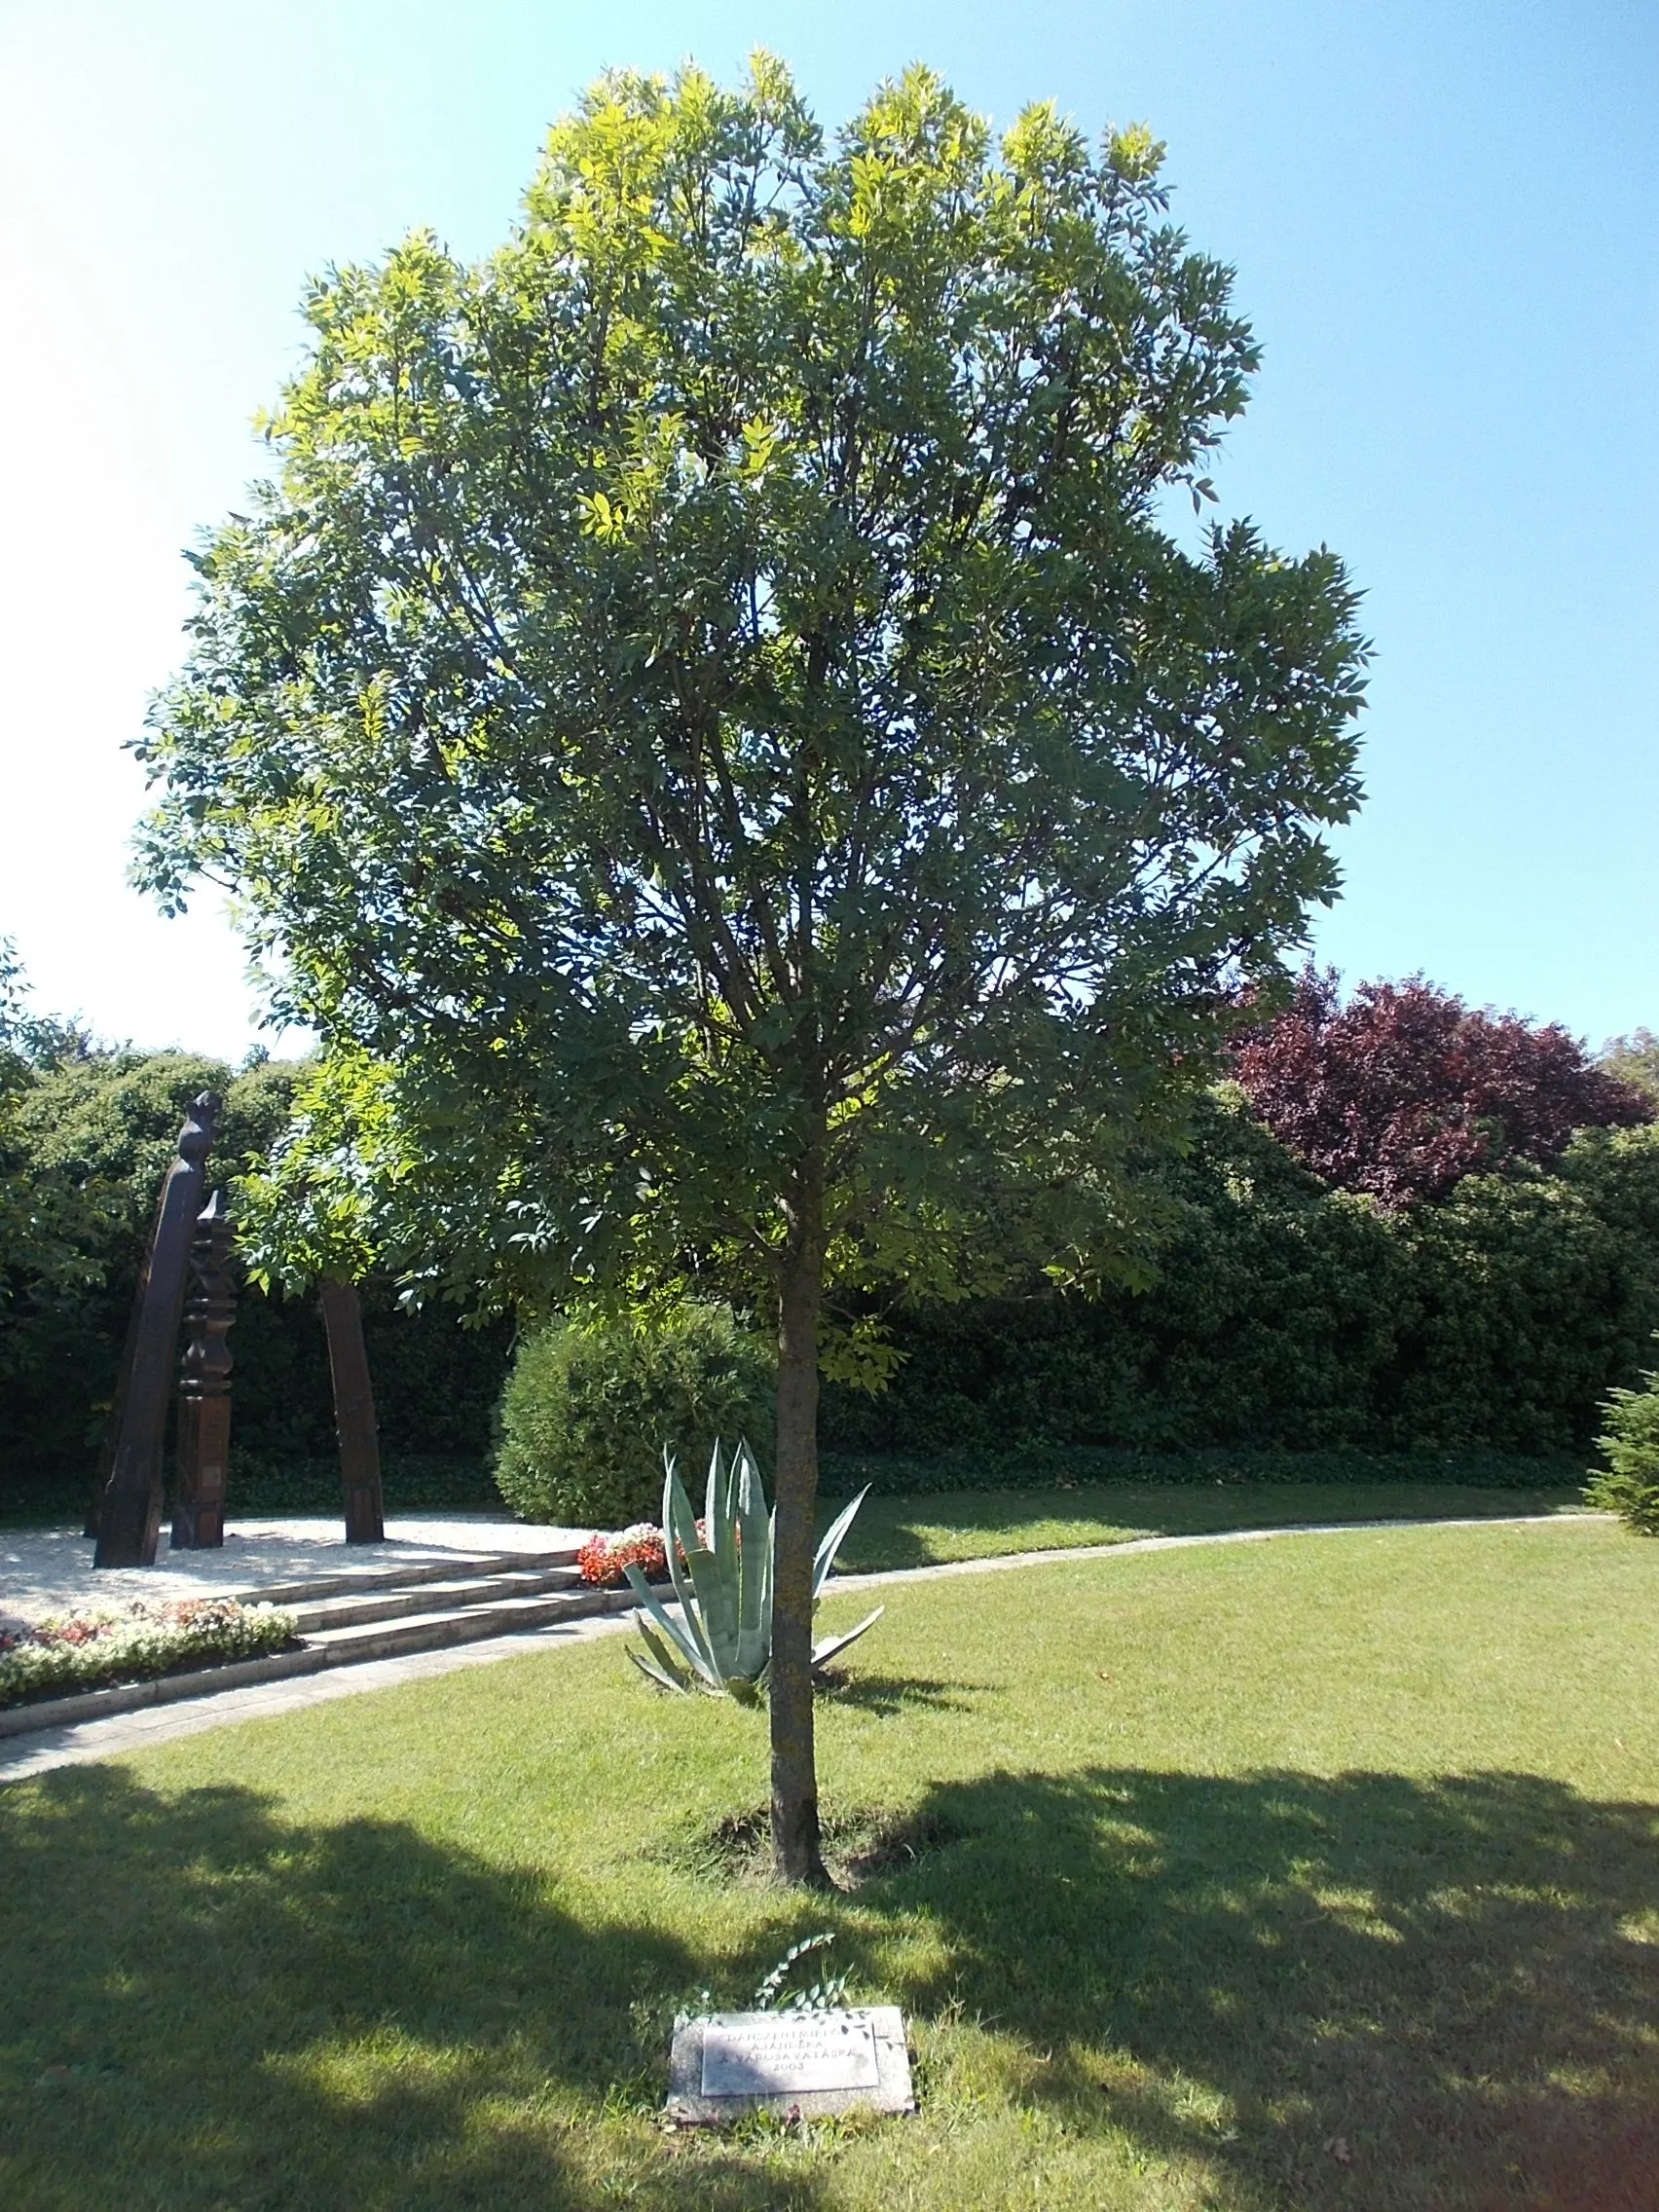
[1,0,1652,1062]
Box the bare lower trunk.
[770,1147,830,1888]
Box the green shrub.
[1584,1349,1659,1533]
[493,1302,775,1528]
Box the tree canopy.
[1601,1029,1659,1109]
[0,945,109,1395]
[135,59,1369,1880]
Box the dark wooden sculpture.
[85,1138,185,1538]
[320,1277,386,1543]
[87,1089,389,1559]
[84,1289,144,1538]
[93,1091,219,1568]
[170,1190,239,1549]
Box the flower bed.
[0,1597,297,1711]
[576,1525,668,1587]
[575,1519,716,1587]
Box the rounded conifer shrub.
[493,1301,774,1529]
[1584,1351,1659,1535]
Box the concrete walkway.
[0,1513,595,1624]
[0,1513,1589,1786]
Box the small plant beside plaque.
[750,1931,848,2013]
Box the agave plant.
[624,1440,881,1698]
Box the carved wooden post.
[85,1290,145,1539]
[319,1277,385,1543]
[85,1150,178,1538]
[93,1091,219,1568]
[170,1192,239,1549]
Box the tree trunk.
[770,1144,830,1888]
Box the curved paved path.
[0,1514,1592,1786]
[1,1514,597,1624]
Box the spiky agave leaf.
[811,1605,884,1671]
[813,1486,870,1601]
[622,1561,721,1691]
[681,1534,742,1677]
[706,1438,738,1597]
[628,1644,694,1695]
[732,1440,773,1678]
[659,1451,720,1680]
[665,1444,738,1677]
[636,1614,696,1686]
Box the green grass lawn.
[4,1519,1656,2210]
[827,1480,1590,1571]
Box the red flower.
[577,1526,670,1586]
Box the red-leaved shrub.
[1233,971,1651,1207]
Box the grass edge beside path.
[826,1480,1594,1573]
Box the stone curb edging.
[0,1643,334,1741]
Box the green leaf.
[622,1563,719,1690]
[813,1486,869,1601]
[811,1606,884,1671]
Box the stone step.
[237,1546,583,1609]
[0,1555,638,1745]
[299,1582,639,1662]
[285,1564,584,1633]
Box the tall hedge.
[0,1050,513,1502]
[6,1053,1657,1513]
[820,1093,1659,1460]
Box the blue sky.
[1,0,1652,1059]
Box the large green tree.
[0,945,108,1418]
[1602,1030,1659,1108]
[137,60,1367,1882]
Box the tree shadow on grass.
[817,1672,993,1716]
[869,1764,1659,2210]
[0,1765,830,2212]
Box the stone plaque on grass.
[666,2007,914,2123]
